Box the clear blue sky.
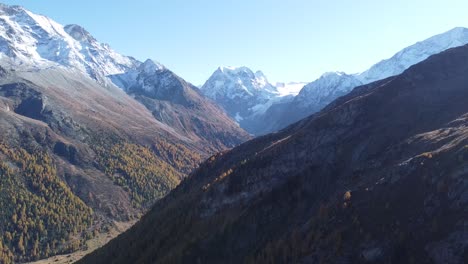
[2,0,468,85]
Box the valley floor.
[25,221,136,264]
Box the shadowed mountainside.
[81,44,468,264]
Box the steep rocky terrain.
[81,44,468,264]
[111,60,250,151]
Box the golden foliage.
[94,143,183,208]
[0,143,93,263]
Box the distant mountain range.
[202,27,468,135]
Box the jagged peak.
[0,3,140,82]
[358,26,468,83]
[217,66,255,75]
[320,71,348,78]
[436,26,468,38]
[0,4,26,15]
[138,59,165,74]
[254,70,267,80]
[64,24,96,43]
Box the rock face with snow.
[294,72,362,109]
[201,67,277,125]
[111,60,251,150]
[358,27,468,83]
[0,4,139,83]
[201,66,302,134]
[252,72,363,135]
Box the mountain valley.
[0,3,466,264]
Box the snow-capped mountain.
[201,66,279,124]
[202,66,277,102]
[292,27,468,113]
[0,4,140,83]
[296,27,468,110]
[248,27,468,135]
[358,27,468,83]
[294,72,362,109]
[111,59,166,93]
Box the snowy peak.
[201,66,280,127]
[358,27,468,83]
[218,66,252,75]
[0,3,139,83]
[295,27,468,108]
[109,57,191,105]
[0,4,26,16]
[64,24,96,43]
[202,66,277,101]
[138,59,165,74]
[295,71,362,108]
[254,70,267,81]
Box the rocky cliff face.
[81,44,468,264]
[200,66,282,132]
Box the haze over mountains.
[202,27,468,135]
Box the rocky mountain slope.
[111,60,249,151]
[81,44,468,264]
[0,4,250,263]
